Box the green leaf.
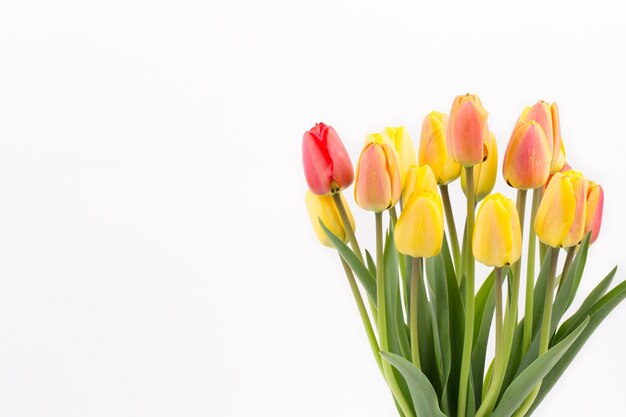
[471,271,496,406]
[320,220,377,304]
[528,278,626,414]
[554,266,617,343]
[365,249,377,278]
[490,317,589,417]
[381,352,447,417]
[440,237,465,416]
[384,227,414,409]
[551,235,590,333]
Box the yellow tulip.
[394,190,444,258]
[472,193,522,267]
[461,131,498,201]
[305,191,355,248]
[355,134,402,212]
[534,170,588,248]
[418,111,462,185]
[382,126,417,190]
[402,164,438,204]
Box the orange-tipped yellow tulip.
[534,170,588,248]
[355,134,402,212]
[402,164,438,203]
[305,191,355,247]
[585,181,604,244]
[502,121,551,190]
[472,193,522,267]
[461,131,498,201]
[446,94,489,167]
[394,190,444,258]
[518,101,562,173]
[418,111,462,184]
[381,126,417,189]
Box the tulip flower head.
[534,170,588,248]
[381,126,417,190]
[585,181,604,244]
[402,164,438,204]
[418,111,462,185]
[394,190,444,258]
[302,122,354,195]
[305,191,355,248]
[462,131,498,201]
[502,121,551,190]
[354,134,402,212]
[472,193,522,267]
[518,101,563,173]
[446,94,490,167]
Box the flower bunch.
[301,96,624,417]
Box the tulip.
[461,131,498,201]
[381,126,417,189]
[394,190,444,258]
[517,101,562,173]
[585,181,604,244]
[305,191,355,248]
[534,170,588,248]
[402,164,438,203]
[473,193,522,267]
[446,94,490,167]
[302,122,354,195]
[418,111,462,184]
[502,121,551,190]
[553,138,567,173]
[354,134,402,212]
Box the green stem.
[558,246,576,292]
[332,192,363,263]
[410,257,422,369]
[339,255,382,374]
[389,205,398,226]
[522,188,541,356]
[440,184,461,278]
[376,212,415,417]
[458,167,476,417]
[513,248,560,417]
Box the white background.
[1,0,625,416]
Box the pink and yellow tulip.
[354,134,402,212]
[446,94,490,167]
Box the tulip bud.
[502,121,551,190]
[302,122,354,195]
[472,193,522,267]
[382,126,417,190]
[534,170,588,248]
[402,164,438,204]
[354,134,402,212]
[418,111,462,184]
[585,181,604,244]
[553,139,567,173]
[461,131,498,201]
[305,191,355,248]
[518,101,562,174]
[394,190,444,258]
[446,94,490,167]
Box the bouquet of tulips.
[301,94,626,417]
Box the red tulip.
[302,123,354,195]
